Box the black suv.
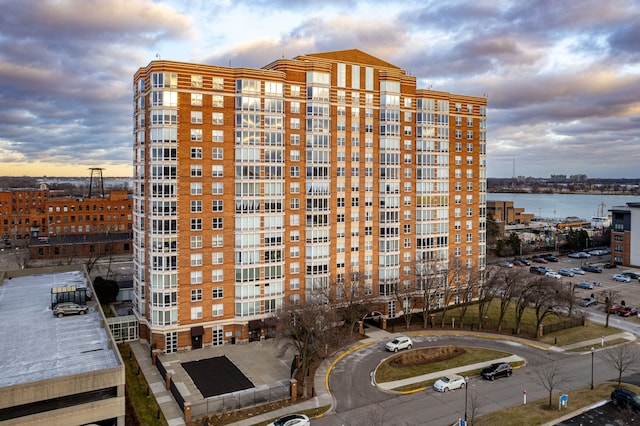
[481,362,513,381]
[611,388,640,412]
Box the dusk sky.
[1,0,638,178]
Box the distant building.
[487,200,534,225]
[569,174,588,184]
[0,266,125,425]
[610,202,640,266]
[550,174,567,183]
[0,187,132,240]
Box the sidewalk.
[552,331,636,352]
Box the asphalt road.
[314,335,640,426]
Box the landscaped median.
[374,346,525,393]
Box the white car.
[568,252,591,258]
[545,271,562,279]
[558,269,574,277]
[433,374,467,392]
[613,274,632,283]
[385,335,413,352]
[267,414,310,426]
[570,267,586,275]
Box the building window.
[212,112,224,124]
[190,271,202,284]
[212,200,223,212]
[212,148,223,160]
[191,111,203,124]
[212,269,223,282]
[190,236,202,249]
[191,93,203,106]
[212,287,223,298]
[191,218,202,231]
[212,304,224,317]
[212,130,224,142]
[191,288,202,301]
[212,166,223,177]
[191,307,203,320]
[191,147,202,159]
[190,165,202,177]
[212,252,223,265]
[190,183,202,195]
[212,218,223,229]
[190,200,202,212]
[212,95,224,107]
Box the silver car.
[385,335,413,352]
[53,302,88,318]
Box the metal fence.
[156,358,167,380]
[170,377,185,411]
[189,381,291,418]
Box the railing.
[189,381,291,418]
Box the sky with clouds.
[0,0,638,178]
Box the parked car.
[529,266,546,275]
[558,269,575,277]
[569,267,586,275]
[267,414,310,426]
[385,335,413,352]
[532,257,548,264]
[581,264,602,273]
[512,260,524,267]
[544,255,559,262]
[519,259,531,266]
[568,252,591,258]
[433,374,467,392]
[588,249,606,256]
[611,388,640,412]
[613,274,632,283]
[608,303,622,314]
[498,261,513,268]
[579,297,597,307]
[622,272,640,279]
[53,302,89,318]
[481,362,513,380]
[575,282,594,290]
[545,271,562,279]
[603,263,617,269]
[618,306,638,317]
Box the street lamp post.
[464,376,469,422]
[590,347,595,389]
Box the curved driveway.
[314,332,639,426]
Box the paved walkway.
[129,329,636,426]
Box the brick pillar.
[151,351,157,366]
[358,321,364,335]
[166,373,171,391]
[184,402,191,424]
[381,318,387,330]
[290,379,298,401]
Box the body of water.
[489,193,640,220]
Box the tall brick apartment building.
[133,49,487,353]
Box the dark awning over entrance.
[248,319,263,330]
[191,326,204,337]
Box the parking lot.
[518,253,640,314]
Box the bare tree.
[416,256,447,328]
[601,344,638,385]
[477,266,501,330]
[274,300,343,398]
[530,277,570,336]
[468,389,484,426]
[533,362,568,408]
[514,277,536,334]
[393,283,417,330]
[600,289,620,328]
[494,268,526,331]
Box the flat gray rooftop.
[0,270,119,387]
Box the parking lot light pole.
[591,347,595,389]
[464,376,469,422]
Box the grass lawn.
[119,344,168,426]
[473,382,640,426]
[376,347,510,383]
